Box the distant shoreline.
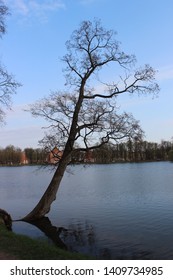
[0,159,171,168]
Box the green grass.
[0,225,92,260]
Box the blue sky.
[0,0,173,149]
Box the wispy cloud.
[1,104,45,148]
[156,65,173,81]
[0,125,44,149]
[79,0,95,3]
[5,0,66,22]
[11,0,29,15]
[79,0,99,4]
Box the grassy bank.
[0,225,91,260]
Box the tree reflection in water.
[21,216,111,259]
[18,217,153,259]
[24,217,67,250]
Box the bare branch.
[0,0,9,36]
[84,65,159,99]
[0,3,21,123]
[63,19,136,86]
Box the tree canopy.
[29,20,159,155]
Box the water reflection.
[14,217,154,260]
[24,217,67,250]
[60,221,99,257]
[19,217,99,256]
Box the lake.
[0,162,173,259]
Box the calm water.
[0,162,173,259]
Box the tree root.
[0,209,12,230]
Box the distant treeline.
[0,140,173,166]
[89,140,173,163]
[0,146,47,165]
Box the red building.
[47,147,63,164]
[20,151,29,164]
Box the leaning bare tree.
[0,0,21,123]
[23,20,159,221]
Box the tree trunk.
[22,154,70,221]
[0,209,12,230]
[22,78,85,222]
